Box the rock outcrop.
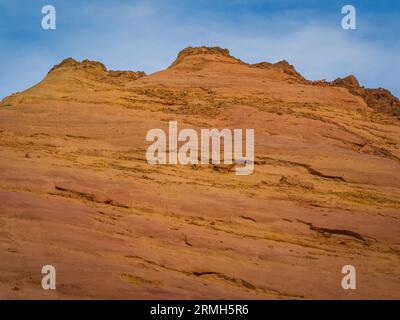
[0,46,399,300]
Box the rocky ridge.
[0,46,399,299]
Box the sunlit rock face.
[0,47,399,299]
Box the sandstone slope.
[0,47,399,299]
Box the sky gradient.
[0,0,399,99]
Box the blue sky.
[0,0,399,99]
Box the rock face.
[1,58,146,107]
[331,76,400,115]
[0,47,400,299]
[310,75,400,116]
[251,60,308,84]
[169,46,242,67]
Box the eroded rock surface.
[0,47,399,299]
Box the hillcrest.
[146,121,254,175]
